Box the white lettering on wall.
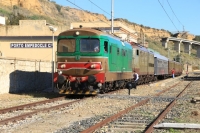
[10,43,52,48]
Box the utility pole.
[49,26,57,91]
[168,48,170,60]
[143,33,145,46]
[111,0,114,34]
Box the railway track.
[0,96,82,125]
[2,76,197,133]
[0,82,157,126]
[80,81,192,133]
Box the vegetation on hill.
[194,36,200,42]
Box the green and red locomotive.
[54,28,183,95]
[54,28,133,95]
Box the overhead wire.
[157,0,179,32]
[88,0,111,16]
[66,0,111,27]
[167,0,184,31]
[88,0,140,33]
[66,0,172,36]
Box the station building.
[0,20,69,61]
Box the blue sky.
[54,0,200,36]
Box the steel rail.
[0,99,82,125]
[0,96,66,114]
[144,81,192,133]
[80,82,180,133]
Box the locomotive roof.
[59,28,107,36]
[59,28,132,48]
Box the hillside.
[0,0,199,69]
[0,0,195,40]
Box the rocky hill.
[0,0,199,68]
[0,0,195,40]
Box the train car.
[168,60,174,77]
[54,28,133,95]
[132,44,154,84]
[168,60,183,77]
[175,62,183,76]
[153,52,169,79]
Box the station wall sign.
[10,43,53,48]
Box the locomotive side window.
[122,49,126,56]
[80,38,100,53]
[58,39,75,52]
[104,41,108,53]
[117,48,120,55]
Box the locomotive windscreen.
[58,39,75,53]
[80,38,100,52]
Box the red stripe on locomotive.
[57,62,102,70]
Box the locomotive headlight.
[97,83,102,87]
[58,70,62,75]
[91,64,96,68]
[75,31,79,35]
[60,64,66,68]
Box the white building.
[71,21,138,44]
[0,16,5,25]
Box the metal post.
[49,25,57,91]
[111,0,114,33]
[52,31,54,91]
[128,88,131,95]
[168,48,170,60]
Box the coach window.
[58,39,75,52]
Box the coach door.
[121,49,127,72]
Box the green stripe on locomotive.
[57,33,133,72]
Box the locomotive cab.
[54,28,133,95]
[54,29,109,95]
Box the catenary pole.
[49,26,57,91]
[111,0,114,33]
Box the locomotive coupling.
[88,75,96,84]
